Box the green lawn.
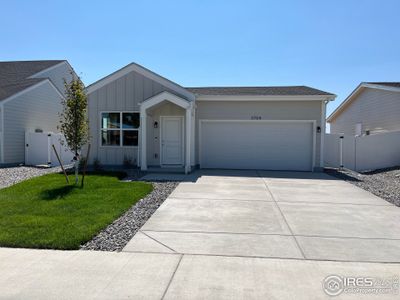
[0,172,152,250]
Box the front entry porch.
[139,91,194,174]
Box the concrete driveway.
[125,170,400,263]
[2,170,400,299]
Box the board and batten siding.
[31,61,74,95]
[330,88,400,135]
[3,82,62,164]
[195,100,323,168]
[87,69,187,165]
[0,106,3,163]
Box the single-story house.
[328,82,400,135]
[86,63,335,173]
[0,60,75,165]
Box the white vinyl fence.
[324,131,400,172]
[25,132,74,167]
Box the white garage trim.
[199,119,316,171]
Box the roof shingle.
[185,86,334,96]
[0,60,64,101]
[366,82,400,88]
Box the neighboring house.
[86,63,335,173]
[328,82,400,135]
[0,60,75,165]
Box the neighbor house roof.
[0,60,65,101]
[365,82,400,88]
[185,86,334,96]
[327,82,400,122]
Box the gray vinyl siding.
[195,100,323,168]
[330,88,400,135]
[87,69,188,165]
[31,62,74,95]
[0,107,2,163]
[3,82,62,164]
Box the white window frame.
[100,111,140,148]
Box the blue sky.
[1,0,399,116]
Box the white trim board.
[198,119,316,171]
[28,61,68,79]
[140,91,191,111]
[86,63,195,101]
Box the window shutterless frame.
[99,111,140,148]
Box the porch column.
[140,109,147,171]
[185,105,192,174]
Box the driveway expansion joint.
[257,171,307,259]
[140,230,178,253]
[160,254,183,300]
[168,196,275,202]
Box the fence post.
[47,133,52,167]
[354,136,356,172]
[339,135,344,169]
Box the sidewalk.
[1,248,399,299]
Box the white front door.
[161,116,183,165]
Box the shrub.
[123,155,133,169]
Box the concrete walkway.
[2,170,400,299]
[1,247,399,299]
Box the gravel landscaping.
[81,181,179,251]
[326,167,400,207]
[0,166,68,189]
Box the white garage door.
[200,121,314,171]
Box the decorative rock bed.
[81,181,179,251]
[326,167,400,207]
[0,166,66,189]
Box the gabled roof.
[327,82,400,122]
[86,62,195,101]
[186,86,334,96]
[86,62,335,102]
[0,60,65,101]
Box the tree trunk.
[74,156,79,184]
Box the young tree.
[59,74,89,184]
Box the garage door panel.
[200,121,313,171]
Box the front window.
[101,112,139,146]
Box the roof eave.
[195,94,336,101]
